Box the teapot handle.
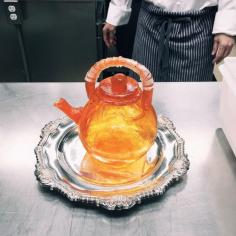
[85,57,154,109]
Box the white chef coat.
[106,0,236,35]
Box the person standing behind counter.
[103,0,236,82]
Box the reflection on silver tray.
[35,115,190,210]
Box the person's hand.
[103,23,117,48]
[212,34,235,64]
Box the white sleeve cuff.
[106,2,132,26]
[213,10,236,36]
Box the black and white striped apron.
[132,1,217,82]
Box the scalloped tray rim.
[34,115,190,210]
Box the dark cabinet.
[0,0,106,82]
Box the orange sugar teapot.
[54,57,158,185]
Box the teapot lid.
[96,73,142,105]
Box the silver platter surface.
[35,115,189,210]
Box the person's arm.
[103,0,133,48]
[212,0,236,64]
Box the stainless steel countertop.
[0,82,236,236]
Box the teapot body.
[54,57,159,185]
[78,98,157,165]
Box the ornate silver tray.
[35,115,189,210]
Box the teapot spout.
[54,98,82,124]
